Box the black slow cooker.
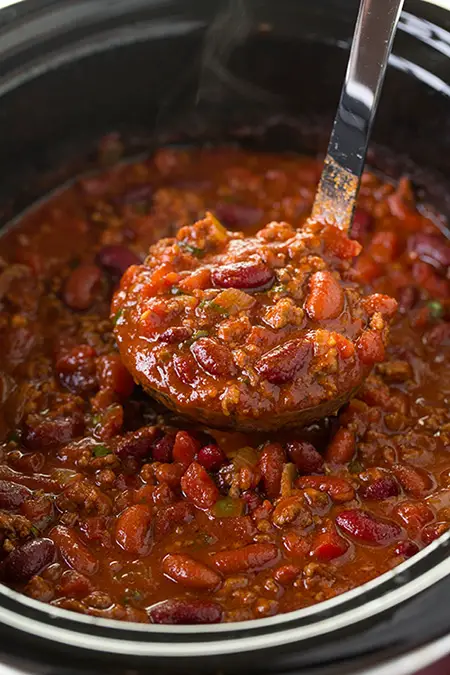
[0,1,448,673]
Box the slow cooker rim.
[0,0,448,659]
[0,532,446,656]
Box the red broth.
[0,146,448,624]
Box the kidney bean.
[181,462,219,510]
[51,526,98,576]
[357,330,385,365]
[363,294,398,320]
[97,246,141,277]
[273,564,301,586]
[211,260,274,290]
[424,322,450,348]
[258,443,286,498]
[421,522,449,545]
[396,501,434,532]
[154,501,195,540]
[395,540,420,558]
[255,338,312,385]
[336,509,402,545]
[152,432,176,463]
[392,463,432,497]
[172,431,200,468]
[212,542,278,574]
[162,553,222,590]
[63,264,103,311]
[149,599,222,625]
[191,338,236,378]
[56,345,98,394]
[408,233,450,271]
[0,538,56,583]
[360,476,400,501]
[241,490,262,512]
[325,429,356,464]
[296,476,355,503]
[197,444,226,472]
[173,354,198,384]
[115,504,152,556]
[397,286,418,313]
[96,353,134,397]
[23,412,85,450]
[312,530,349,561]
[287,440,324,474]
[214,203,263,229]
[305,270,344,321]
[350,208,373,242]
[0,480,31,510]
[160,327,193,344]
[113,426,159,460]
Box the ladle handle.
[312,0,405,230]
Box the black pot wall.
[0,0,449,223]
[0,1,448,674]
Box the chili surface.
[0,145,448,625]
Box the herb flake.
[93,445,111,458]
[186,329,209,346]
[178,240,205,258]
[428,300,444,320]
[113,308,124,326]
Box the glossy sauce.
[0,146,448,624]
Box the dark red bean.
[56,345,98,394]
[211,260,274,290]
[0,480,32,510]
[63,264,103,311]
[241,490,262,512]
[395,540,420,558]
[408,233,450,271]
[160,327,193,344]
[421,522,449,545]
[287,440,324,474]
[113,426,159,460]
[149,599,222,624]
[258,443,286,499]
[97,246,142,277]
[152,433,176,463]
[197,444,226,472]
[191,338,236,378]
[23,413,85,450]
[1,538,55,583]
[336,509,402,545]
[214,203,263,229]
[397,286,418,313]
[360,476,400,501]
[181,462,219,510]
[256,338,312,385]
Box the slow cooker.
[0,0,448,673]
